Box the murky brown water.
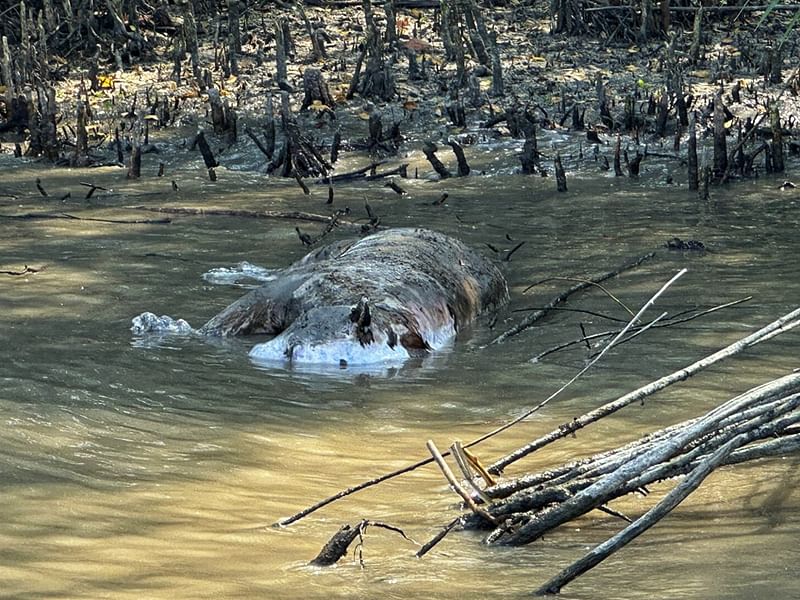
[1,140,799,599]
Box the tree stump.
[300,68,334,111]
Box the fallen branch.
[309,519,418,567]
[0,265,46,275]
[276,307,800,527]
[125,206,362,228]
[535,421,774,594]
[531,297,753,363]
[489,252,655,345]
[472,390,800,535]
[0,212,171,224]
[427,440,498,525]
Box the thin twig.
[523,276,634,316]
[531,296,752,362]
[416,517,462,558]
[512,306,629,323]
[588,311,669,359]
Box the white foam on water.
[131,312,194,335]
[202,262,277,286]
[249,333,411,366]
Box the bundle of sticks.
[414,306,800,594]
[457,370,800,593]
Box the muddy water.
[1,143,799,599]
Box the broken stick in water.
[309,520,417,567]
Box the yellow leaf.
[358,111,371,120]
[97,74,115,89]
[309,100,329,112]
[402,100,418,111]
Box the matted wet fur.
[198,228,508,365]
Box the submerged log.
[422,141,452,179]
[309,520,416,566]
[309,522,365,566]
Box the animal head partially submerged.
[249,300,416,366]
